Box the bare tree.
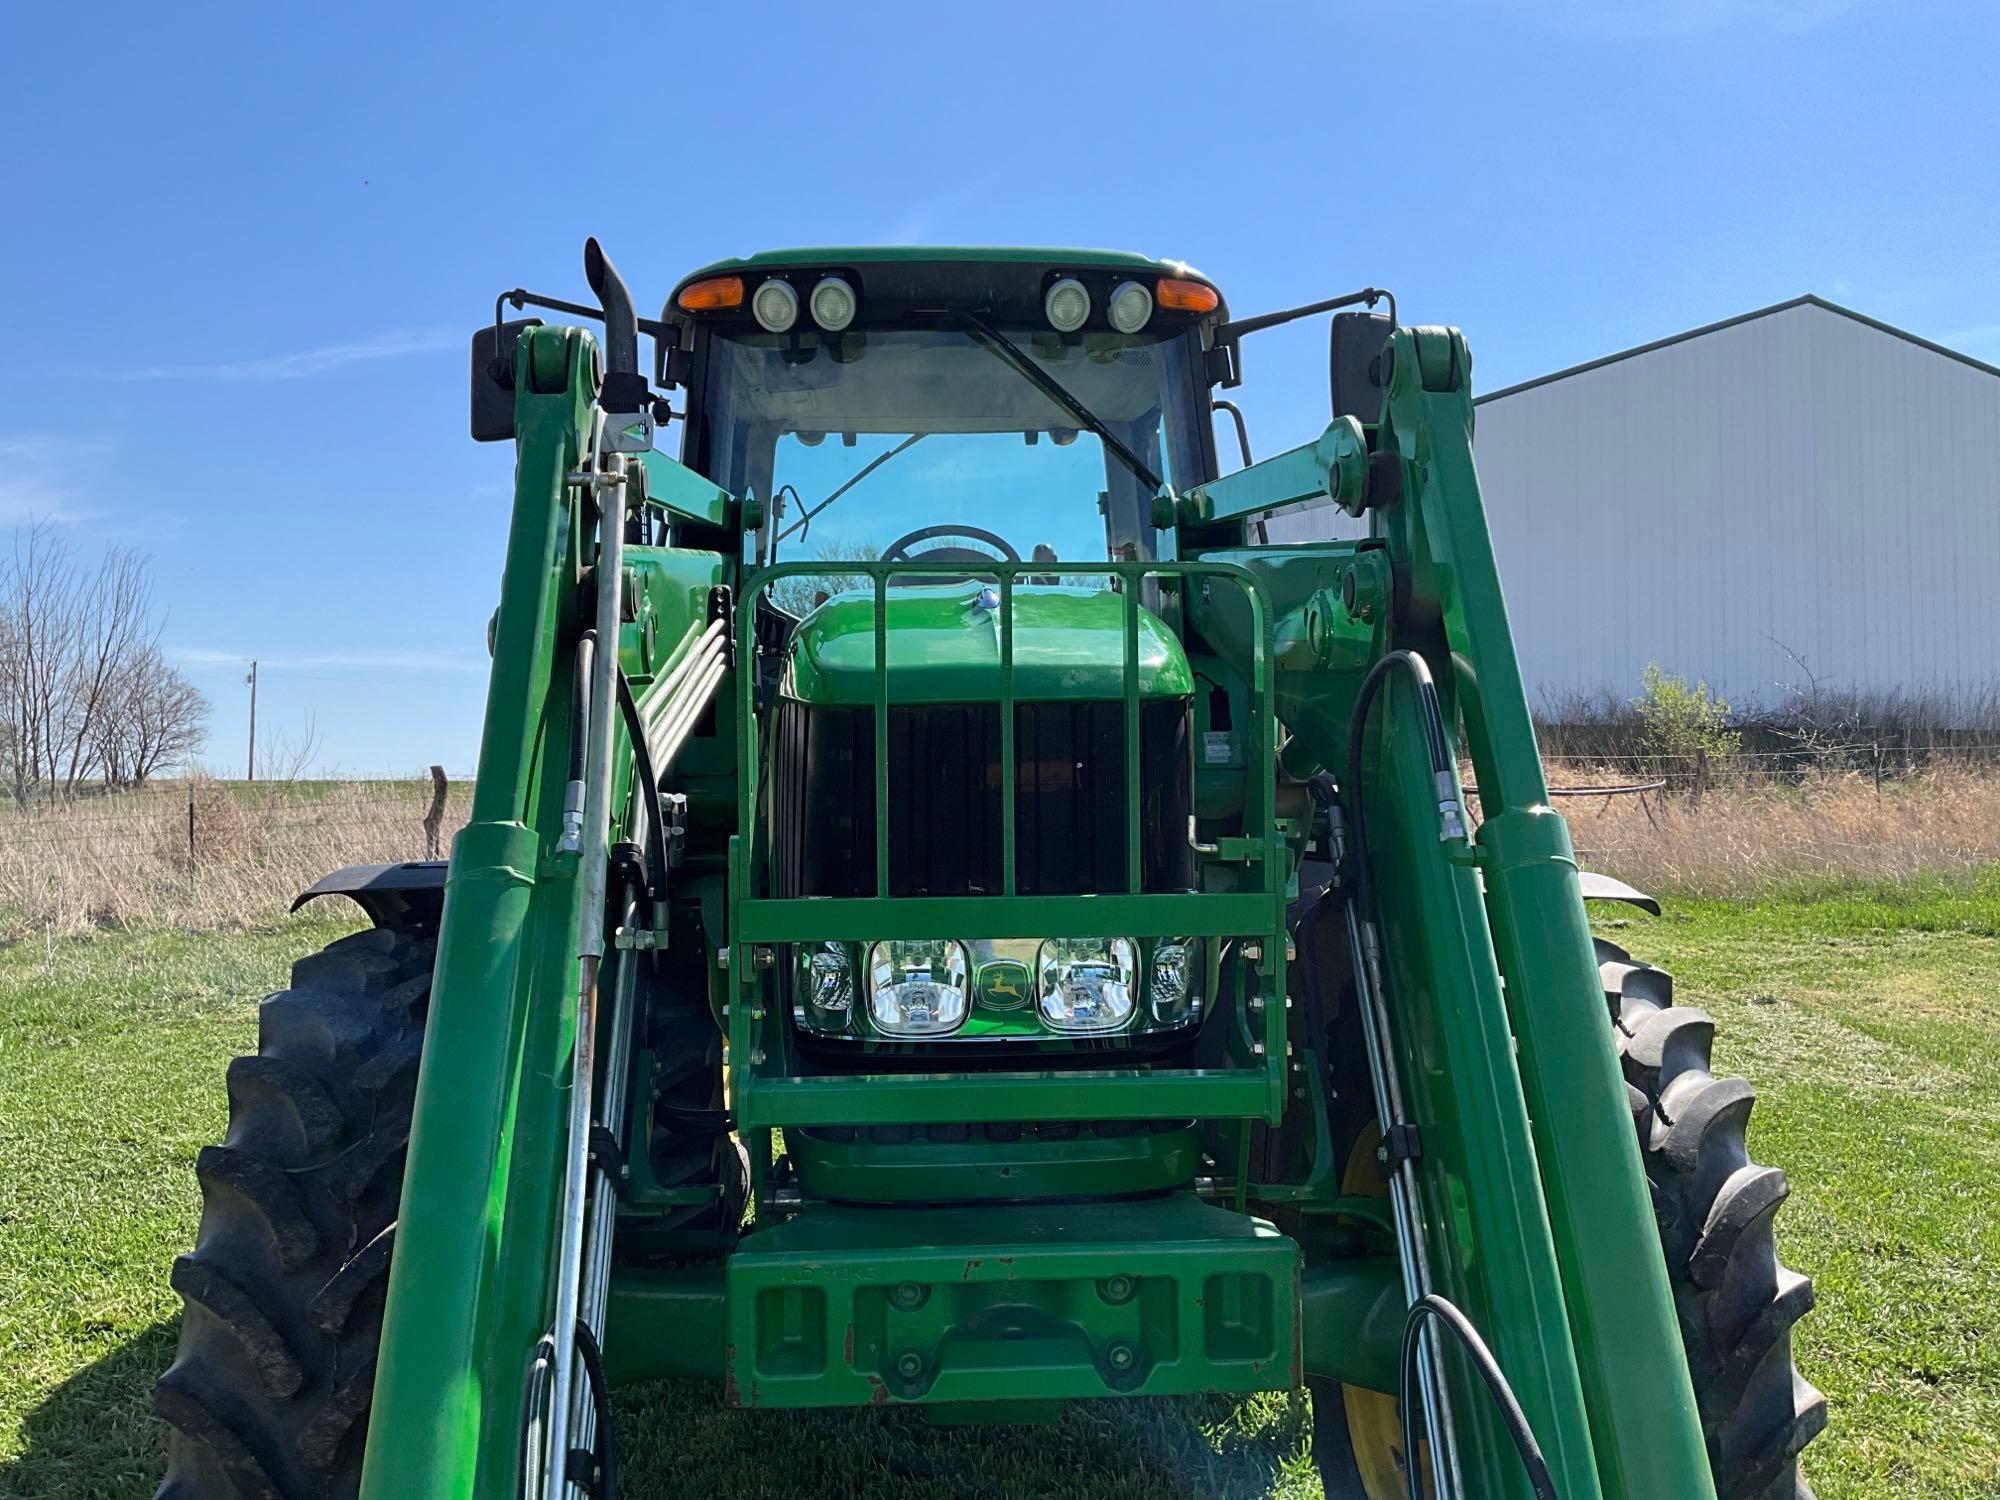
[0,522,210,803]
[767,538,883,615]
[1762,636,1860,759]
[254,715,324,786]
[93,644,209,787]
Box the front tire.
[1601,939,1827,1499]
[154,925,432,1499]
[1301,915,1826,1498]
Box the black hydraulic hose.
[1346,650,1452,797]
[616,669,671,905]
[1337,650,1493,1495]
[571,633,595,784]
[573,1318,619,1500]
[1342,648,1455,924]
[1398,1294,1559,1500]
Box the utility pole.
[246,660,258,783]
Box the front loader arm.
[1379,327,1716,1500]
[361,325,733,1498]
[1194,325,1715,1500]
[362,324,592,1500]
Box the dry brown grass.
[0,777,468,939]
[3,761,1995,936]
[1516,761,2000,898]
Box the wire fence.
[3,734,1996,937]
[1490,747,2000,897]
[0,774,473,938]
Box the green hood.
[783,583,1192,707]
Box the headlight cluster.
[795,937,1200,1040]
[751,274,857,334]
[868,940,969,1036]
[1038,274,1217,333]
[1036,937,1136,1032]
[1044,277,1156,334]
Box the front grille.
[769,699,1193,898]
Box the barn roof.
[1476,294,2000,405]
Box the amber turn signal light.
[677,275,746,312]
[1156,278,1219,314]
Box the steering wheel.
[880,524,1021,583]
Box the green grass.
[3,875,1997,1497]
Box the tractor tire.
[1301,916,1825,1498]
[154,924,433,1500]
[1600,938,1827,1500]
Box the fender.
[292,860,448,931]
[1574,870,1661,916]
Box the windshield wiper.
[774,432,927,547]
[956,310,1166,496]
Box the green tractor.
[154,243,1824,1499]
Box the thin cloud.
[0,434,99,524]
[169,646,485,673]
[1944,321,2000,352]
[121,326,457,384]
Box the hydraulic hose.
[1399,1294,1559,1500]
[1343,648,1460,890]
[1335,647,1472,1492]
[1339,654,1559,1497]
[573,1319,620,1500]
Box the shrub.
[154,778,262,870]
[1633,663,1739,769]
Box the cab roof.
[680,245,1211,280]
[669,246,1225,321]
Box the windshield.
[688,326,1208,567]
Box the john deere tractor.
[155,243,1824,1499]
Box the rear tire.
[154,925,433,1499]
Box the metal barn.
[1271,297,2000,717]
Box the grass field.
[2,872,1997,1498]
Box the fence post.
[423,766,448,860]
[1692,748,1707,811]
[187,781,197,889]
[1872,741,1883,801]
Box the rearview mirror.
[1328,311,1394,424]
[469,317,544,443]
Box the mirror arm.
[1212,400,1254,469]
[1212,286,1397,393]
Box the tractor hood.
[782,583,1192,706]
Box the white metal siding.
[1474,303,2000,715]
[1269,304,2000,716]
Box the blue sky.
[2,0,1993,774]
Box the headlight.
[809,275,858,332]
[752,278,799,333]
[1037,937,1137,1033]
[1044,277,1091,333]
[867,940,969,1036]
[806,942,852,1015]
[1107,280,1153,334]
[1149,939,1198,1026]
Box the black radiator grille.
[769,699,1193,898]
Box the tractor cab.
[663,249,1227,571]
